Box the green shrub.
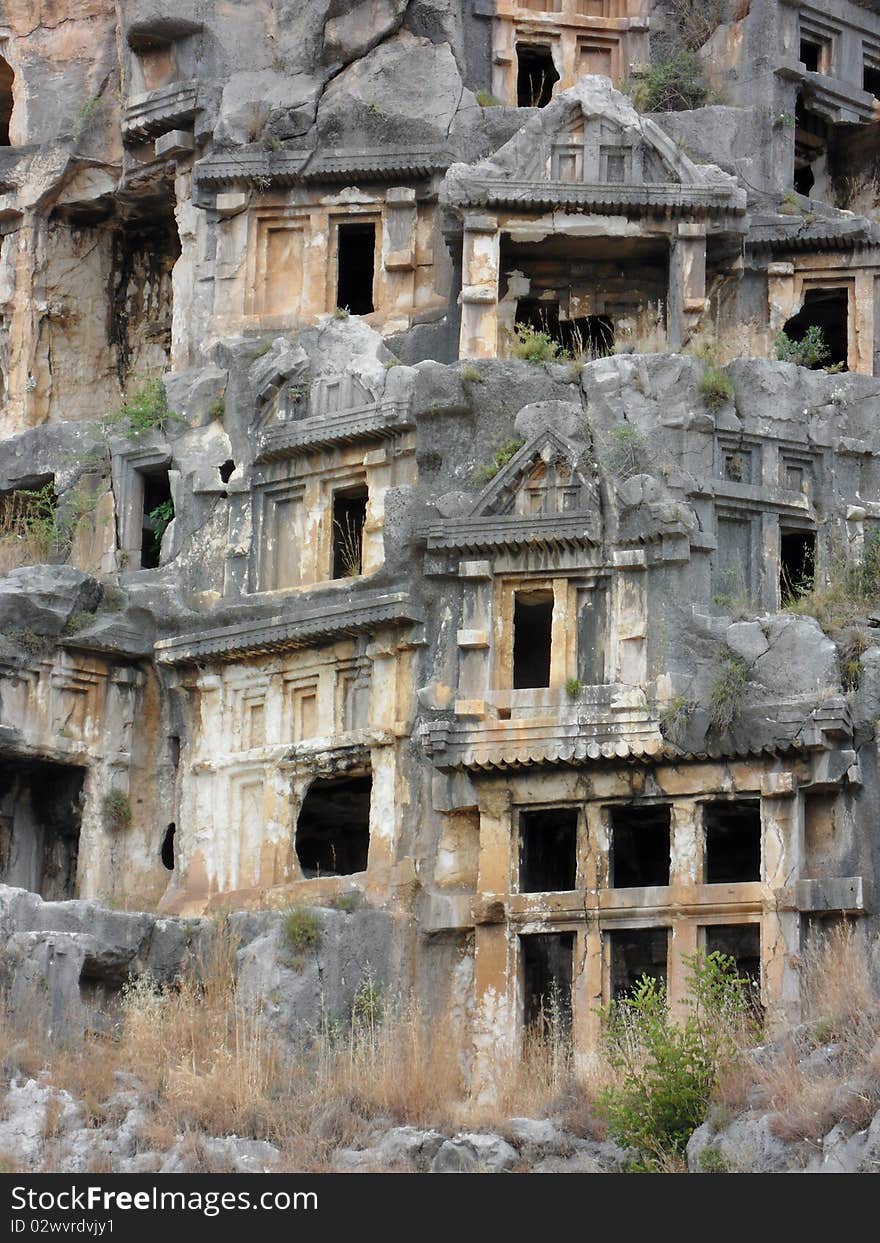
[708,650,749,732]
[473,437,525,485]
[698,1144,730,1173]
[460,364,483,383]
[110,379,180,440]
[148,499,174,544]
[773,325,831,369]
[565,677,582,700]
[283,907,321,954]
[604,424,646,477]
[698,365,734,412]
[101,789,133,831]
[628,51,708,112]
[510,323,567,364]
[475,89,501,107]
[597,951,758,1166]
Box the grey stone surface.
[0,567,102,637]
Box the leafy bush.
[475,90,500,107]
[565,677,582,700]
[510,323,567,364]
[101,789,133,831]
[773,326,831,369]
[149,499,174,545]
[628,51,708,112]
[111,379,180,440]
[283,907,321,954]
[708,649,749,732]
[597,951,758,1166]
[698,364,734,412]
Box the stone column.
[457,559,493,714]
[668,223,707,349]
[853,269,875,375]
[761,773,802,1030]
[459,214,500,360]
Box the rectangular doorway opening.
[704,799,761,883]
[512,589,553,688]
[519,807,578,892]
[609,804,671,888]
[782,286,848,369]
[0,760,84,900]
[332,486,367,579]
[295,773,371,877]
[608,927,669,1000]
[521,932,573,1036]
[336,222,376,316]
[140,466,173,569]
[780,527,815,603]
[516,43,559,107]
[799,37,828,73]
[705,923,761,987]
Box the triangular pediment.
[441,78,744,213]
[469,428,598,519]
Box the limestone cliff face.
[2,0,880,1085]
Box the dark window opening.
[0,760,84,901]
[514,300,613,359]
[521,933,573,1035]
[515,297,559,337]
[169,735,180,769]
[865,63,880,97]
[780,528,815,603]
[793,96,829,197]
[332,486,367,579]
[0,57,13,146]
[296,774,371,878]
[705,924,761,987]
[704,800,761,883]
[516,43,559,108]
[140,467,173,569]
[800,38,823,72]
[793,162,814,197]
[336,222,375,316]
[782,286,848,370]
[519,807,578,893]
[218,459,235,484]
[513,590,554,689]
[609,804,671,888]
[161,823,175,870]
[608,927,669,1000]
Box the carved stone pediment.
[441,78,747,221]
[470,428,598,519]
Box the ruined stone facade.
[3,0,880,1083]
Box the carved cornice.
[154,589,422,665]
[256,399,414,462]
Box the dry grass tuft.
[713,923,880,1145]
